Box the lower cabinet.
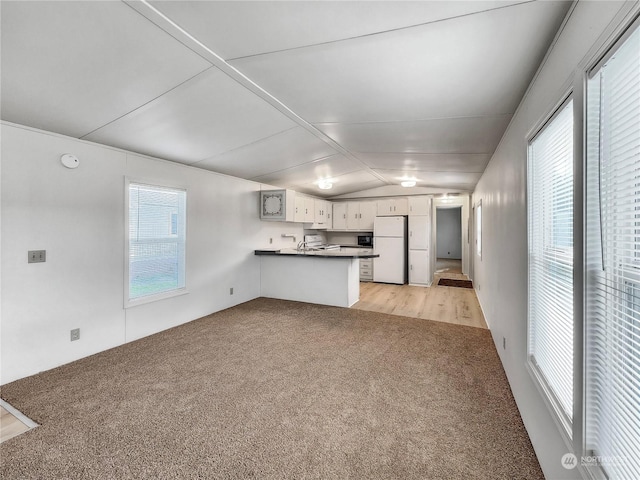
[359,250,373,281]
[409,249,430,285]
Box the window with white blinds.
[127,182,186,304]
[585,21,640,479]
[527,98,574,433]
[476,201,482,258]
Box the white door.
[409,250,430,285]
[409,215,429,250]
[374,237,405,284]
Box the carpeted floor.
[0,298,542,479]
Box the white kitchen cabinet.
[325,202,333,229]
[346,202,360,230]
[359,250,373,281]
[332,203,348,230]
[304,197,315,223]
[409,250,430,285]
[260,189,295,221]
[346,201,376,231]
[294,194,305,222]
[377,197,408,216]
[359,201,377,230]
[408,214,431,285]
[409,215,430,250]
[408,196,431,215]
[315,200,328,224]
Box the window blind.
[476,202,482,257]
[585,22,640,479]
[528,98,574,430]
[128,183,186,301]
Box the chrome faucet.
[296,240,307,251]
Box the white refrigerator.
[373,216,407,284]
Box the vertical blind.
[129,183,186,301]
[585,22,640,479]
[528,98,574,430]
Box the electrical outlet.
[503,337,506,350]
[28,250,46,263]
[70,328,80,342]
[230,287,234,295]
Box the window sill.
[124,287,189,309]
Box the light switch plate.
[28,250,46,263]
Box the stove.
[303,234,340,251]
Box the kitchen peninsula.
[255,247,379,308]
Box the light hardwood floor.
[1,405,32,443]
[353,259,487,329]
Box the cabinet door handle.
[359,213,362,219]
[410,231,412,237]
[410,264,413,270]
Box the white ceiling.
[1,0,572,198]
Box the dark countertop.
[255,247,378,259]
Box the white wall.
[435,207,462,259]
[472,2,638,479]
[0,122,304,384]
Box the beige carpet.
[0,298,542,479]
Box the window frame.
[475,200,482,259]
[583,15,640,480]
[124,177,188,308]
[526,93,575,442]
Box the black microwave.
[357,235,373,247]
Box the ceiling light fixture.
[318,180,333,190]
[401,180,416,187]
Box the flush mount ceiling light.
[400,180,416,187]
[318,180,333,190]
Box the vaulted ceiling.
[1,0,571,197]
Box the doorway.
[435,206,462,275]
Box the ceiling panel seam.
[191,126,300,165]
[122,0,389,185]
[355,151,496,155]
[249,153,356,181]
[79,66,216,140]
[226,0,536,61]
[313,113,514,127]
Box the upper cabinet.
[342,201,376,231]
[377,197,408,216]
[408,196,431,216]
[260,189,295,221]
[294,194,305,222]
[315,199,329,225]
[303,196,315,223]
[332,203,348,230]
